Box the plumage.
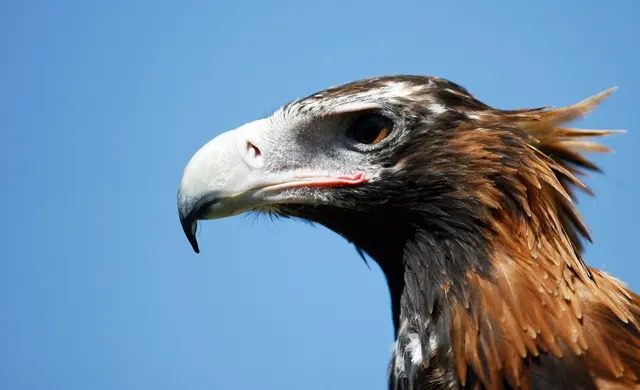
[177,75,640,389]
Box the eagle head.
[177,76,640,389]
[178,75,613,260]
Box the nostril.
[247,141,261,158]
[245,141,264,168]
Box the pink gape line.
[262,172,367,192]
[304,172,367,188]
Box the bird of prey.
[177,75,640,389]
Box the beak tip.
[179,211,201,254]
[184,224,200,254]
[191,240,200,254]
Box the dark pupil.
[350,114,392,144]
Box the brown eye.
[348,113,393,145]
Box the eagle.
[177,75,640,389]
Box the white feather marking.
[407,333,423,365]
[384,81,410,96]
[393,320,427,378]
[429,103,447,115]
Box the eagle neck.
[371,216,493,337]
[381,221,493,388]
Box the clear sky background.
[1,1,639,389]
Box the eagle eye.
[347,113,393,145]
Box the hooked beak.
[177,119,366,253]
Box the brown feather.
[444,89,640,388]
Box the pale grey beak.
[177,119,367,253]
[177,120,269,253]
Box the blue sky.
[1,1,639,389]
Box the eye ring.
[347,113,393,145]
